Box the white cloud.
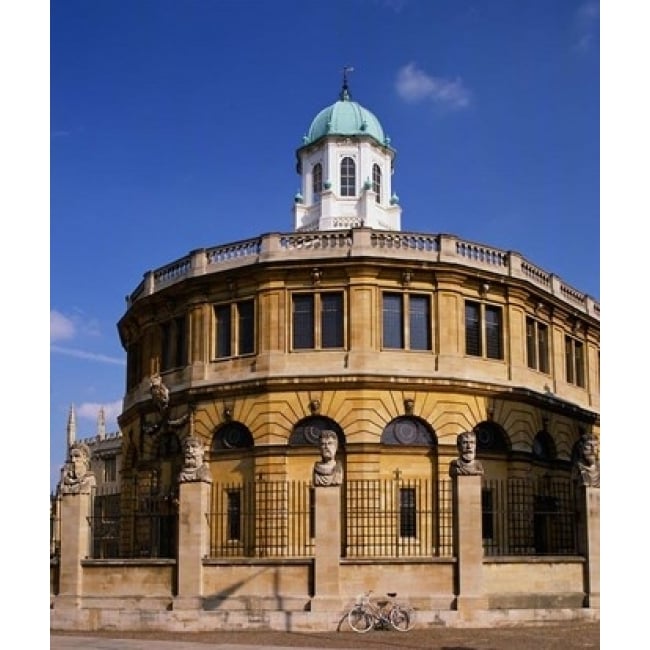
[50,345,126,365]
[50,310,76,341]
[77,399,123,424]
[573,2,599,53]
[395,63,471,110]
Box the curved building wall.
[117,228,599,497]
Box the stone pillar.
[311,486,342,611]
[174,480,211,609]
[57,491,92,607]
[578,486,600,609]
[452,474,487,618]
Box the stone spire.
[97,406,106,440]
[66,404,76,450]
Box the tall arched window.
[340,157,355,197]
[372,163,381,203]
[312,163,322,201]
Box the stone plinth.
[581,486,600,609]
[311,486,341,611]
[57,491,92,606]
[176,480,211,602]
[452,474,487,618]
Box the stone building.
[51,78,599,632]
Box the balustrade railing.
[125,229,598,318]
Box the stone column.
[452,474,487,618]
[578,486,600,609]
[174,480,211,609]
[311,486,342,611]
[57,490,92,607]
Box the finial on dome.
[340,65,354,101]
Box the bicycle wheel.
[389,605,415,631]
[348,606,373,633]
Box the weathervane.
[341,65,354,100]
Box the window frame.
[382,291,432,351]
[526,316,550,373]
[291,290,345,351]
[214,299,256,360]
[372,163,381,203]
[464,300,504,360]
[340,156,356,197]
[312,162,322,201]
[161,315,188,372]
[565,335,585,388]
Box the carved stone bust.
[150,374,170,413]
[178,435,212,484]
[449,431,484,477]
[312,430,343,487]
[61,442,96,494]
[572,433,600,488]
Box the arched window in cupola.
[312,162,322,201]
[372,163,381,203]
[340,157,356,197]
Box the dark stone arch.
[212,422,254,452]
[381,416,437,446]
[473,421,511,454]
[289,416,345,448]
[532,430,557,461]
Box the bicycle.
[347,590,416,632]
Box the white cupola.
[293,70,401,232]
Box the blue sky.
[45,0,602,491]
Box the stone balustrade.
[125,229,599,319]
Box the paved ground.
[52,621,600,649]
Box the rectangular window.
[465,301,503,360]
[103,457,117,483]
[565,336,585,387]
[292,294,315,349]
[215,300,255,359]
[399,487,417,538]
[161,316,187,371]
[382,293,403,349]
[226,490,242,541]
[292,292,344,350]
[126,341,142,390]
[409,295,431,350]
[321,293,344,348]
[526,317,549,373]
[215,305,232,358]
[382,292,431,350]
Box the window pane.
[399,487,417,538]
[465,302,481,356]
[313,163,322,200]
[565,336,574,384]
[485,306,503,359]
[237,300,255,355]
[409,295,431,350]
[537,323,549,373]
[293,294,314,349]
[341,157,355,197]
[161,321,172,371]
[372,163,381,203]
[383,293,403,348]
[215,305,231,358]
[575,340,585,387]
[526,318,536,369]
[321,293,343,348]
[175,316,187,367]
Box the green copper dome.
[302,86,389,148]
